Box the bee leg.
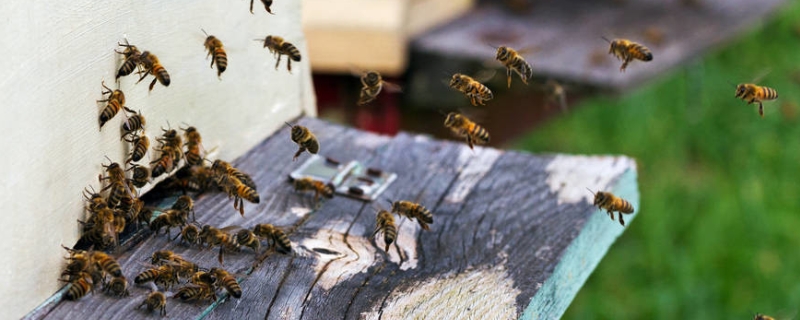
[507,69,512,88]
[607,210,615,221]
[466,135,474,150]
[250,0,255,13]
[287,59,292,73]
[149,78,157,92]
[293,147,306,161]
[618,213,626,226]
[275,54,282,70]
[758,102,764,118]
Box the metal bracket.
[289,155,397,201]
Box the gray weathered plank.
[27,117,638,320]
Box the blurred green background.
[514,1,800,318]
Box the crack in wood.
[265,255,296,318]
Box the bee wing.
[751,69,772,84]
[515,45,541,55]
[219,225,245,233]
[382,81,403,93]
[472,69,497,83]
[348,64,366,78]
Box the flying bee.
[177,223,200,245]
[104,276,130,297]
[173,284,216,303]
[172,195,196,221]
[251,0,274,14]
[97,81,126,129]
[293,177,334,204]
[390,200,434,231]
[374,210,397,252]
[285,122,319,161]
[443,112,490,150]
[201,29,228,78]
[235,229,261,253]
[138,291,167,316]
[543,79,568,112]
[150,209,189,237]
[256,35,301,72]
[116,40,142,80]
[63,272,94,301]
[449,73,494,106]
[754,314,775,320]
[182,126,204,166]
[124,133,150,163]
[494,45,533,88]
[121,110,146,139]
[128,164,150,188]
[354,70,402,106]
[210,268,242,298]
[735,83,778,118]
[253,223,291,254]
[218,174,260,216]
[588,189,635,226]
[137,51,171,91]
[211,160,257,191]
[603,37,653,72]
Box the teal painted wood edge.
[521,167,640,320]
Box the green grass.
[514,3,800,319]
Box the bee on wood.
[494,46,533,88]
[171,195,196,221]
[116,40,142,80]
[190,271,216,287]
[60,246,91,282]
[236,229,261,254]
[199,225,241,264]
[373,210,397,251]
[251,0,274,14]
[735,83,778,118]
[588,189,635,226]
[293,177,334,204]
[103,275,130,297]
[128,164,150,188]
[256,35,301,72]
[137,265,180,289]
[202,29,228,78]
[390,200,433,231]
[137,51,171,91]
[253,223,291,254]
[210,268,242,298]
[150,209,188,237]
[603,37,653,72]
[182,126,204,166]
[173,284,216,303]
[449,73,494,106]
[124,133,150,163]
[80,205,119,249]
[138,291,167,316]
[355,70,402,106]
[63,272,94,301]
[97,81,127,129]
[121,110,146,139]
[285,122,319,161]
[91,251,123,278]
[443,112,490,150]
[177,223,200,245]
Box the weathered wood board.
[26,117,639,320]
[407,0,785,107]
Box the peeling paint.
[362,264,520,320]
[545,155,636,205]
[445,147,502,203]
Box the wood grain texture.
[408,0,785,101]
[27,117,638,319]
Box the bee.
[202,29,228,78]
[97,81,127,129]
[121,110,146,139]
[80,206,119,249]
[603,37,653,72]
[285,122,319,161]
[61,246,90,282]
[137,206,155,226]
[735,83,778,118]
[182,126,204,166]
[217,174,261,216]
[190,271,216,287]
[177,223,200,245]
[128,164,150,188]
[150,148,178,179]
[104,276,130,297]
[374,210,397,251]
[588,189,635,226]
[150,250,183,266]
[235,229,261,253]
[494,46,533,88]
[138,291,167,316]
[355,70,402,106]
[157,127,183,149]
[251,0,274,14]
[83,186,106,213]
[173,285,216,303]
[211,160,257,191]
[124,133,150,163]
[256,35,301,72]
[449,73,493,106]
[100,160,127,183]
[102,179,129,209]
[253,223,291,254]
[543,79,568,112]
[210,268,242,298]
[137,51,171,91]
[390,200,433,231]
[172,195,196,221]
[754,314,775,320]
[91,251,123,278]
[443,112,490,150]
[293,177,334,203]
[150,209,189,236]
[153,265,180,289]
[199,225,241,264]
[63,273,94,301]
[116,40,142,80]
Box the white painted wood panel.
[0,1,315,318]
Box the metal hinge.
[289,155,397,201]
